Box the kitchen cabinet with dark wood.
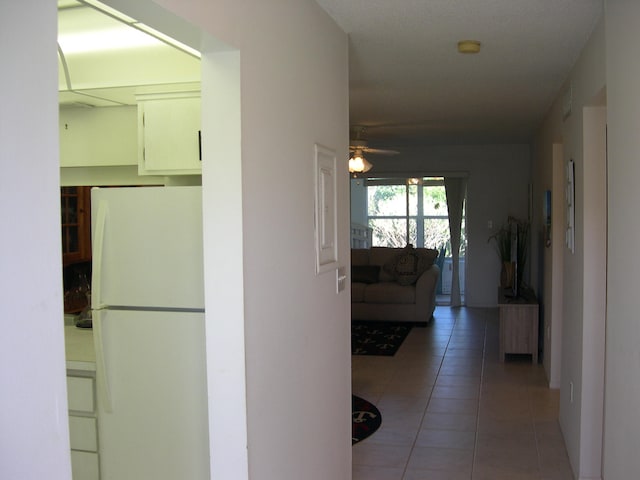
[61,186,91,266]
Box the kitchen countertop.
[64,325,96,372]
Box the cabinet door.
[70,451,100,480]
[67,376,95,413]
[69,416,98,451]
[60,106,137,167]
[138,95,201,175]
[61,187,91,266]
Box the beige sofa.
[351,246,440,324]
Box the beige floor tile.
[377,393,431,413]
[421,412,478,432]
[350,307,575,480]
[471,464,541,479]
[414,428,476,450]
[352,443,412,468]
[352,464,405,480]
[384,378,435,396]
[405,446,474,474]
[439,364,483,377]
[474,442,539,471]
[432,384,480,400]
[427,397,479,415]
[403,469,471,480]
[435,374,481,387]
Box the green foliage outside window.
[367,179,466,256]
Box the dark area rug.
[352,395,382,445]
[351,321,413,356]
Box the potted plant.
[488,216,529,292]
[488,223,514,289]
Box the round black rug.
[352,395,382,444]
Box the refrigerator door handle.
[91,197,107,310]
[93,309,113,413]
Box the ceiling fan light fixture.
[348,154,373,174]
[457,40,481,54]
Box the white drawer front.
[71,450,100,480]
[69,416,97,452]
[67,376,94,413]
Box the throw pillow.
[351,265,380,284]
[384,244,418,285]
[419,248,439,267]
[384,245,431,286]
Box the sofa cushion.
[383,245,435,285]
[351,249,370,267]
[369,247,398,282]
[351,265,380,284]
[416,247,439,266]
[351,282,366,302]
[363,282,415,304]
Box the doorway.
[354,176,467,305]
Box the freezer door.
[93,309,209,479]
[92,186,204,310]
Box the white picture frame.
[314,144,338,274]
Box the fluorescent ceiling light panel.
[58,26,163,54]
[134,23,201,59]
[58,0,200,58]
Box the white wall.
[1,1,350,479]
[604,1,640,478]
[362,144,531,307]
[110,0,352,478]
[533,16,606,480]
[531,84,564,388]
[0,2,72,479]
[103,0,351,478]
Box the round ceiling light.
[457,40,481,54]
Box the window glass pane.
[423,184,447,217]
[369,218,407,247]
[408,218,417,246]
[407,184,418,216]
[423,218,450,252]
[367,184,406,216]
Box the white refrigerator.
[91,186,209,480]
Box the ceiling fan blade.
[363,147,399,155]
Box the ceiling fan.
[348,127,399,174]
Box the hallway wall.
[533,15,606,480]
[603,1,640,477]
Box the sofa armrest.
[415,264,440,321]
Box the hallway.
[352,307,573,479]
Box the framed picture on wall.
[314,143,338,274]
[544,189,551,247]
[566,159,575,253]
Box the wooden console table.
[498,288,539,363]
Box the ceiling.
[57,0,200,108]
[59,1,603,147]
[315,0,603,147]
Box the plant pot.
[500,261,514,289]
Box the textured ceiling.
[315,0,603,147]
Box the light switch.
[337,267,347,293]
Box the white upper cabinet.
[137,92,202,176]
[60,106,137,167]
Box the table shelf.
[498,288,539,363]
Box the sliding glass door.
[365,176,466,300]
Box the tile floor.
[352,306,575,480]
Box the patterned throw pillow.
[384,245,433,286]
